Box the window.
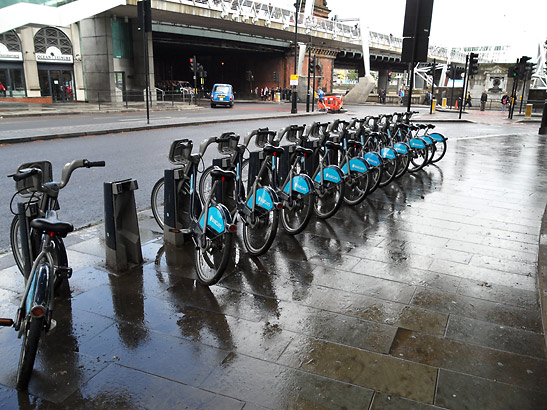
[111,19,133,59]
[34,27,72,55]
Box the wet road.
[0,109,545,408]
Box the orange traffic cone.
[454,100,458,110]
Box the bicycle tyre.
[242,207,279,256]
[11,216,68,295]
[430,140,447,163]
[16,316,43,391]
[281,191,314,235]
[408,147,429,172]
[395,153,410,179]
[378,157,398,187]
[151,177,165,230]
[343,170,369,205]
[195,229,233,286]
[314,180,344,219]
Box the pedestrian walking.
[0,81,6,97]
[501,92,509,112]
[464,92,472,108]
[480,90,487,111]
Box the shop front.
[0,30,26,98]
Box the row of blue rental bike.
[150,110,448,286]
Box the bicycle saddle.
[210,167,236,180]
[294,146,313,157]
[263,144,284,157]
[31,217,74,236]
[325,141,343,151]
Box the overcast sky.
[272,0,546,61]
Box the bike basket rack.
[217,132,239,154]
[255,129,275,148]
[15,161,52,196]
[168,139,193,164]
[286,125,304,143]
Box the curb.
[0,110,323,145]
[538,203,547,354]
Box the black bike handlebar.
[9,168,40,182]
[84,160,106,168]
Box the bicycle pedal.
[56,266,72,279]
[48,319,57,333]
[0,318,14,327]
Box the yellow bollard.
[431,99,436,113]
[526,104,532,117]
[442,97,447,108]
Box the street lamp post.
[291,1,299,114]
[306,33,311,112]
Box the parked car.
[210,83,234,108]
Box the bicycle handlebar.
[199,136,218,156]
[59,159,105,189]
[9,168,40,182]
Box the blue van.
[210,83,234,108]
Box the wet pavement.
[0,105,546,409]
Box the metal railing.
[95,90,197,110]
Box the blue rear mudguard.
[246,186,279,211]
[283,173,315,195]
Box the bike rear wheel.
[11,217,68,295]
[281,192,314,235]
[242,207,279,256]
[395,153,410,178]
[195,229,233,286]
[430,140,447,163]
[378,157,398,187]
[314,180,344,219]
[16,316,43,391]
[408,147,430,172]
[344,171,369,205]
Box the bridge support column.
[378,69,389,92]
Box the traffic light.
[273,71,278,83]
[508,65,518,78]
[469,52,479,76]
[388,72,392,81]
[189,58,196,73]
[309,57,315,67]
[517,56,531,80]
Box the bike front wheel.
[16,316,43,391]
[242,208,279,256]
[314,180,344,219]
[395,153,410,178]
[281,192,314,235]
[151,177,165,230]
[195,229,233,286]
[344,171,369,205]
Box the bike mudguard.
[246,186,278,211]
[429,132,446,142]
[199,204,232,234]
[393,142,409,155]
[364,152,382,167]
[380,147,397,160]
[341,158,368,174]
[27,263,50,313]
[283,174,314,195]
[409,138,426,149]
[419,136,433,145]
[314,165,344,183]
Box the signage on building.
[36,46,73,64]
[0,43,22,61]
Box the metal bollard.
[163,168,191,246]
[540,101,547,135]
[104,179,143,271]
[525,104,532,118]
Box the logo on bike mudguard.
[410,139,426,149]
[199,207,225,234]
[247,188,273,210]
[314,168,342,183]
[380,148,396,159]
[364,153,381,167]
[394,143,409,154]
[341,158,367,174]
[421,136,433,145]
[429,133,445,142]
[283,175,310,194]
